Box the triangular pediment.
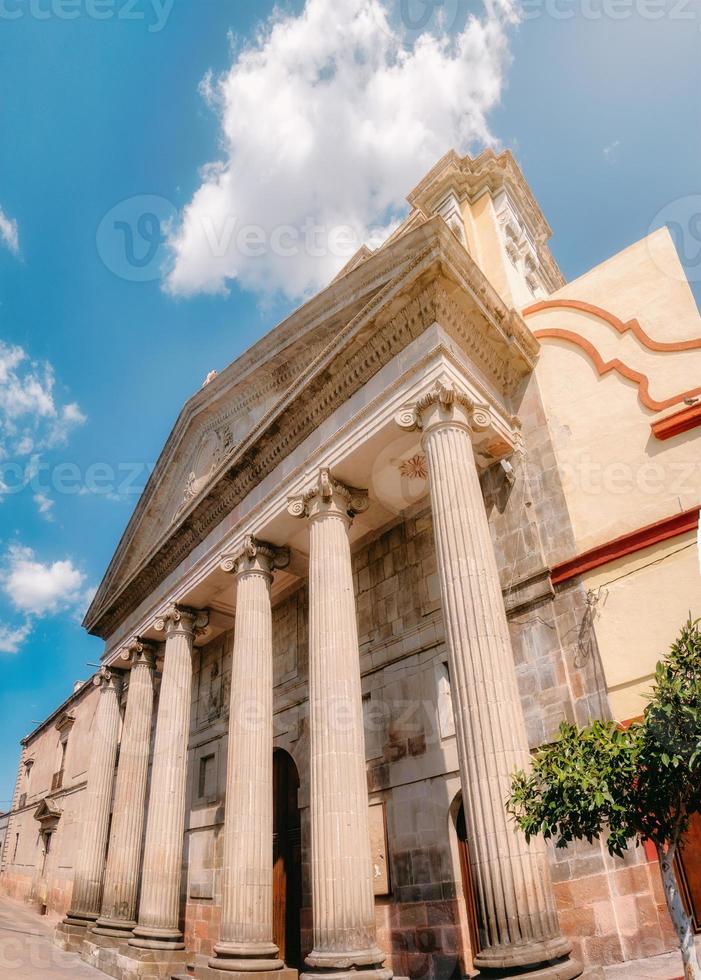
[86,205,539,641]
[86,235,416,630]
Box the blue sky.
[0,0,699,805]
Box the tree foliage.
[508,618,701,978]
[508,618,701,855]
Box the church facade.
[1,150,700,980]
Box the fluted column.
[129,604,209,951]
[289,469,391,980]
[63,667,123,930]
[398,381,581,980]
[93,638,157,940]
[209,537,290,975]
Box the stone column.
[93,638,157,940]
[289,470,391,980]
[208,537,292,978]
[62,667,123,931]
[129,605,209,952]
[398,381,581,980]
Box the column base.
[62,908,99,928]
[130,926,186,951]
[92,915,138,940]
[300,970,392,980]
[209,941,284,973]
[198,968,298,980]
[301,950,392,980]
[473,938,582,980]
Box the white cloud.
[603,139,621,162]
[165,0,519,301]
[0,620,31,655]
[1,544,89,617]
[33,492,55,521]
[0,341,86,466]
[0,206,19,256]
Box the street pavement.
[0,895,104,978]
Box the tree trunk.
[656,842,701,980]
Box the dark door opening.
[273,749,302,969]
[456,801,482,956]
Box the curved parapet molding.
[523,298,701,353]
[531,327,701,413]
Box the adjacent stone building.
[1,149,699,980]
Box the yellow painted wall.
[529,227,701,715]
[582,532,700,720]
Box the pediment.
[85,215,538,640]
[34,799,62,824]
[55,712,75,735]
[86,240,409,624]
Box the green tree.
[508,619,701,980]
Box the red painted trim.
[551,507,700,585]
[523,298,701,353]
[652,403,701,441]
[531,328,701,413]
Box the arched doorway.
[273,749,302,968]
[455,800,482,958]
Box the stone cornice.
[85,218,537,640]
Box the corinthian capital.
[287,467,369,521]
[154,604,210,638]
[93,666,123,694]
[119,637,157,669]
[220,535,290,577]
[396,380,486,433]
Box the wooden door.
[273,750,302,968]
[456,802,482,956]
[679,812,701,932]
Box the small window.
[12,833,19,862]
[362,692,383,761]
[198,754,217,803]
[435,661,456,739]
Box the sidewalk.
[0,892,695,980]
[602,941,699,980]
[0,895,104,978]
